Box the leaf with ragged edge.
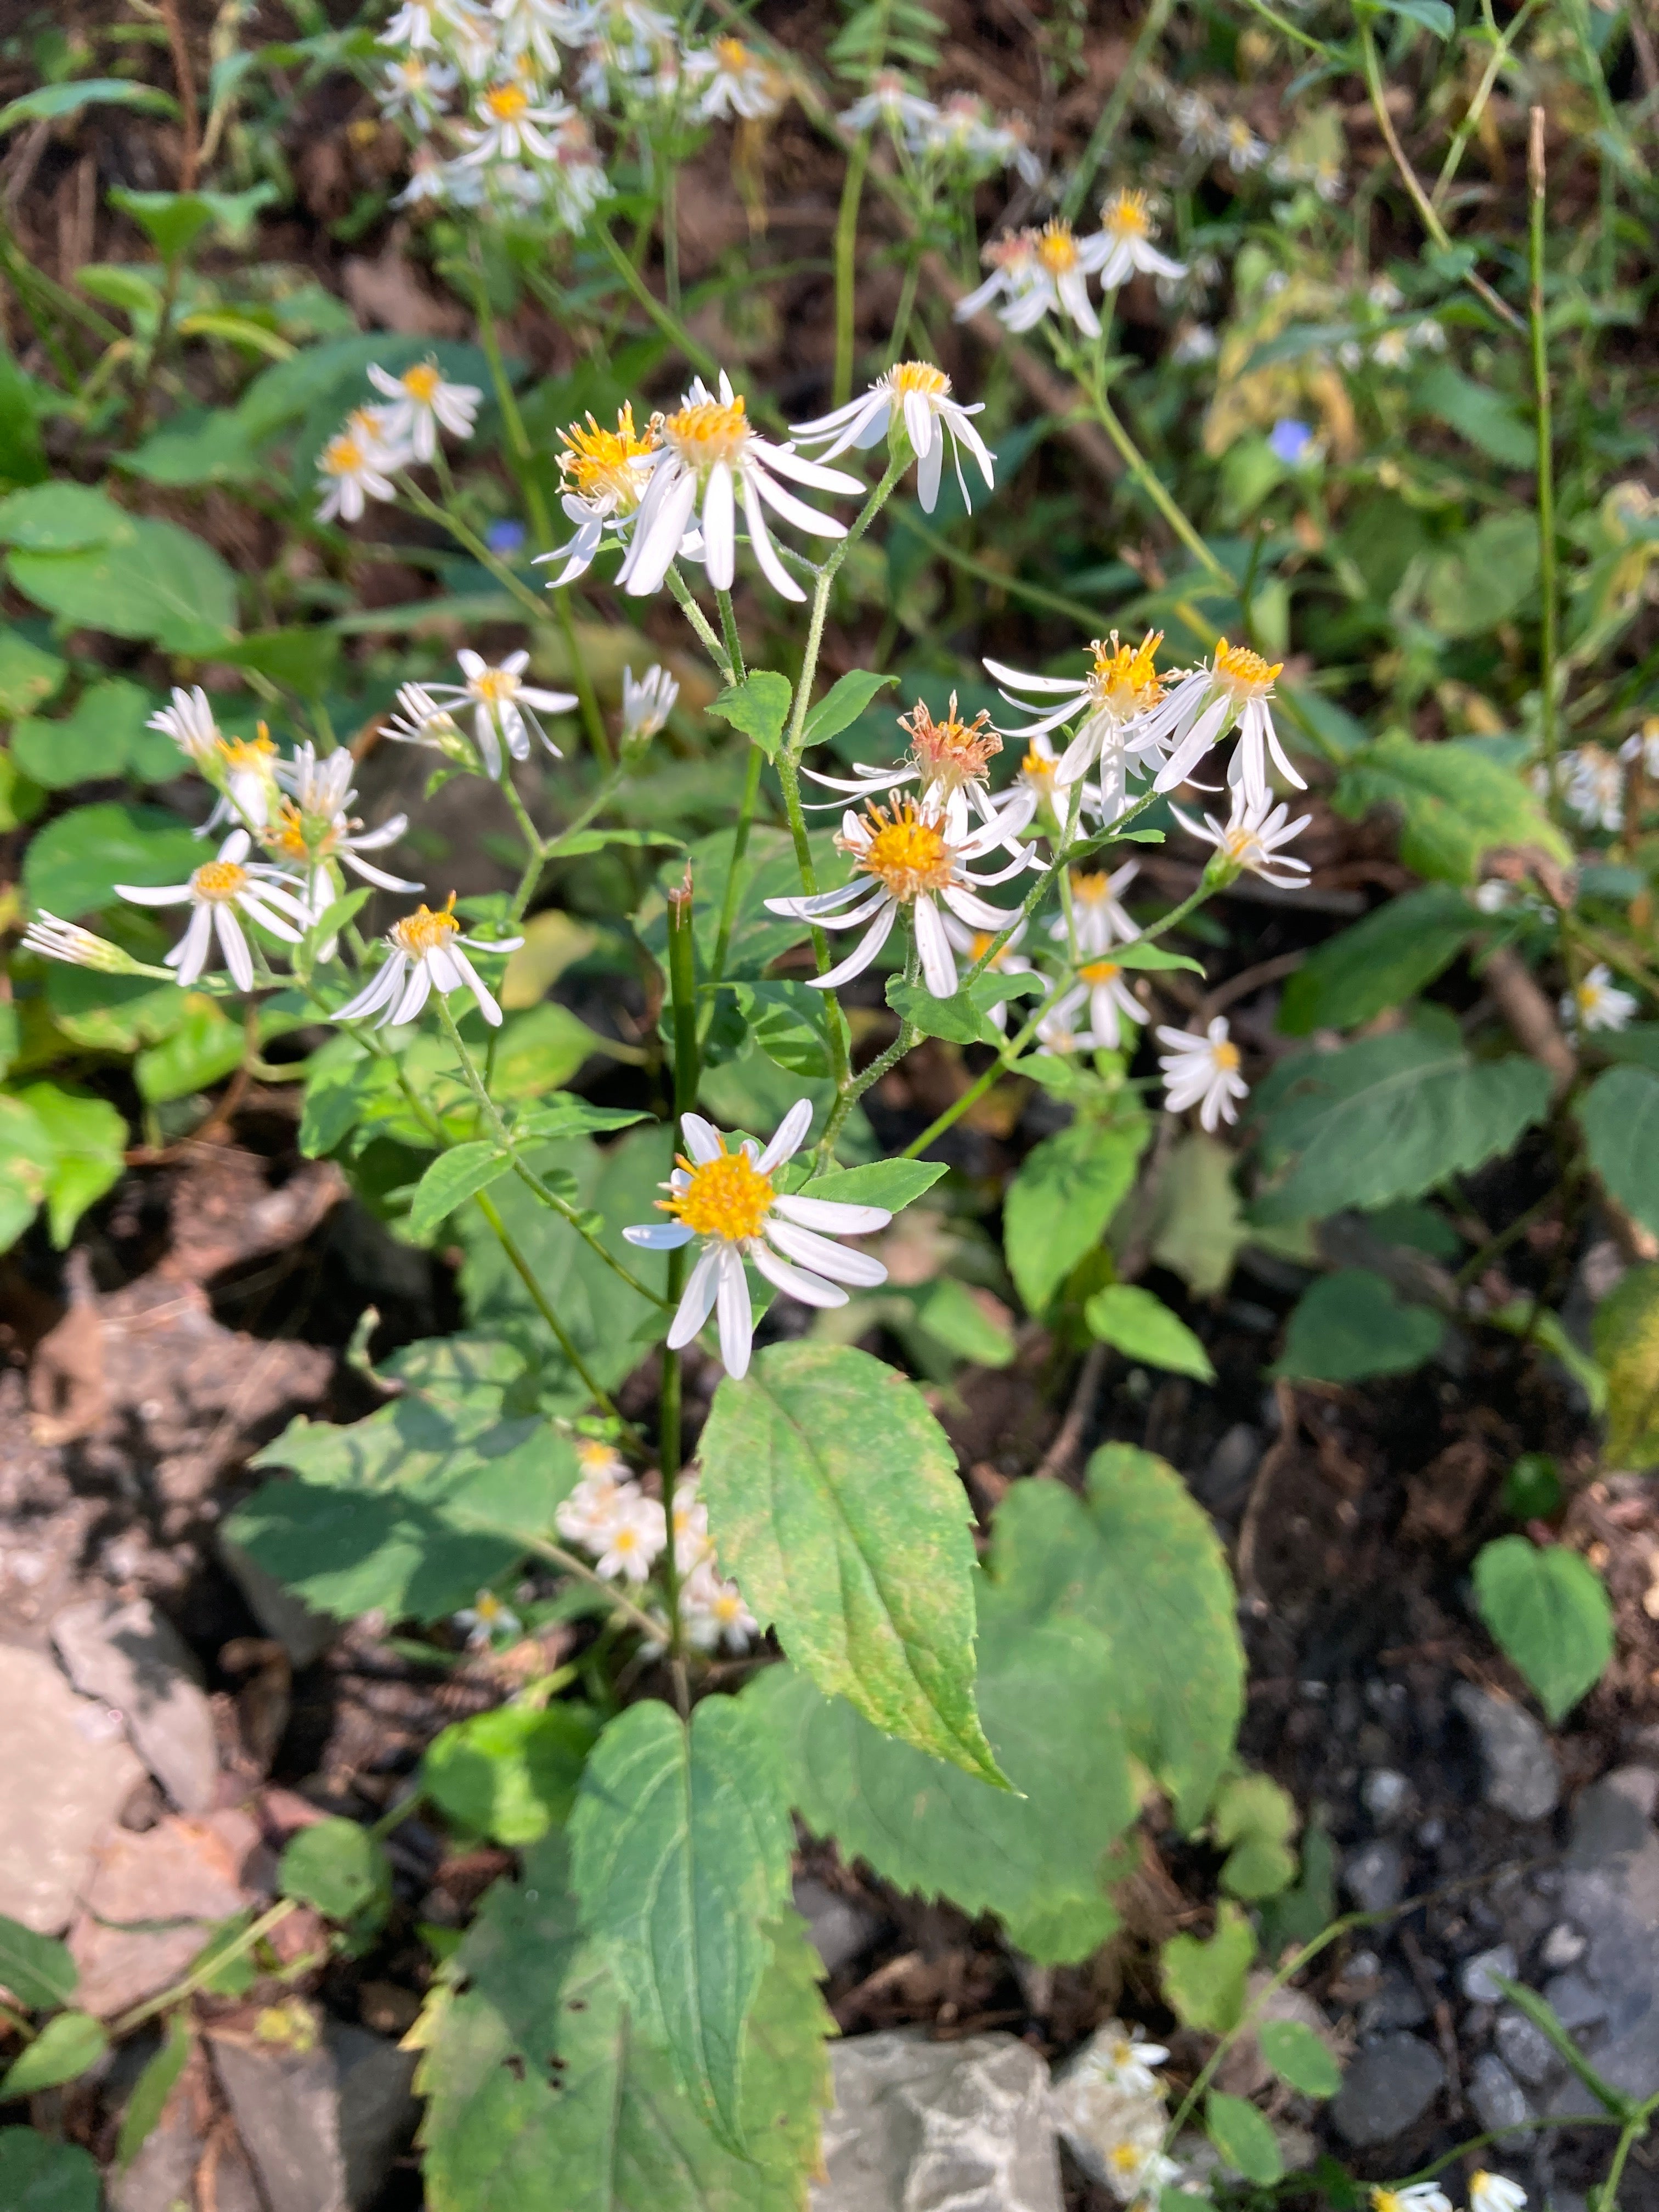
[116,2012,192,2172]
[1422,512,1539,639]
[1003,1110,1149,1314]
[1161,1901,1254,2033]
[1278,883,1472,1035]
[1472,1536,1613,1724]
[748,1575,1134,1963]
[1578,1065,1659,1236]
[1251,1012,1550,1223]
[0,2011,108,2098]
[0,2131,101,2212]
[1211,1773,1299,1900]
[415,1839,831,2212]
[22,800,202,921]
[1206,2092,1283,2184]
[0,1916,77,2011]
[1259,2019,1341,2100]
[1273,1269,1444,1383]
[570,1701,795,2152]
[1593,1263,1659,1467]
[697,1342,1000,1784]
[421,1702,602,1846]
[802,670,898,749]
[989,1446,1244,1827]
[407,1143,512,1240]
[738,981,834,1079]
[1334,733,1568,885]
[709,670,793,759]
[1085,1284,1215,1381]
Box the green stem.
[657,879,702,1666]
[473,1188,637,1433]
[1528,105,1562,819]
[467,249,554,548]
[463,1518,667,1643]
[111,1901,298,2039]
[899,989,1059,1159]
[596,219,721,379]
[551,584,613,766]
[1060,0,1179,219]
[399,476,549,624]
[832,134,873,406]
[1085,377,1230,587]
[667,565,736,682]
[706,744,764,1009]
[1432,0,1544,208]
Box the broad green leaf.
[1273,1269,1444,1383]
[1593,1263,1659,1467]
[108,184,277,261]
[408,1143,512,1240]
[0,483,131,552]
[1150,1133,1248,1296]
[697,1342,1000,1783]
[1085,1283,1215,1380]
[792,1158,948,1211]
[570,1700,795,2151]
[801,669,898,749]
[218,625,341,697]
[989,1446,1244,1826]
[0,78,179,129]
[116,2011,192,2172]
[415,1839,830,2212]
[489,1002,614,1098]
[1578,1065,1659,1235]
[16,1080,127,1248]
[1334,733,1569,885]
[1472,1535,1613,1724]
[118,408,268,487]
[748,1575,1134,1963]
[1252,1012,1551,1222]
[21,799,201,921]
[915,1277,1016,1368]
[0,627,66,714]
[1415,363,1534,469]
[279,1817,391,1928]
[1205,2091,1283,2185]
[709,670,793,758]
[1258,2019,1342,2100]
[1003,1109,1149,1313]
[0,752,44,831]
[9,678,163,790]
[1162,1901,1254,2033]
[0,2130,100,2212]
[0,1916,77,2011]
[0,2011,108,2098]
[421,1702,602,1846]
[134,998,245,1105]
[1278,884,1472,1035]
[0,343,47,490]
[1421,510,1539,637]
[1109,938,1205,973]
[738,980,834,1079]
[1212,1773,1299,1900]
[8,517,238,652]
[886,975,998,1046]
[512,1098,648,1142]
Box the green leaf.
[1259,2018,1342,2100]
[0,77,179,129]
[709,670,793,759]
[1415,364,1534,470]
[697,1341,1001,1784]
[570,1700,795,2152]
[885,974,998,1046]
[0,2010,108,2098]
[512,1098,647,1143]
[1593,1263,1659,1467]
[1252,1012,1551,1222]
[218,625,341,697]
[415,1840,830,2212]
[1274,1269,1444,1383]
[49,968,184,1053]
[0,483,132,552]
[488,1002,614,1099]
[643,827,843,984]
[1334,733,1570,885]
[0,1917,77,2012]
[793,1157,948,1211]
[134,998,242,1105]
[0,343,47,491]
[108,184,276,261]
[1578,1065,1659,1235]
[1278,884,1472,1035]
[421,1701,602,1846]
[118,408,268,487]
[989,1446,1244,1827]
[279,1816,391,1929]
[1109,938,1205,973]
[801,670,898,749]
[1205,2091,1284,2185]
[1421,512,1539,638]
[1003,1110,1149,1314]
[1212,1773,1299,1900]
[116,2011,192,2172]
[0,2131,100,2212]
[21,800,202,921]
[16,1080,127,1247]
[1085,1283,1215,1381]
[0,627,66,714]
[8,517,238,652]
[408,1142,512,1240]
[10,678,164,790]
[1472,1535,1614,1724]
[1370,0,1454,35]
[749,1575,1134,1964]
[1150,1132,1248,1296]
[1163,1900,1254,2033]
[915,1277,1016,1368]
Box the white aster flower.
[983,113,1043,187]
[788,360,995,514]
[1091,188,1187,289]
[19,913,150,974]
[799,695,1028,848]
[591,1489,668,1584]
[1370,2186,1454,2212]
[1559,744,1624,833]
[366,358,482,460]
[332,895,523,1030]
[1047,960,1147,1052]
[541,113,611,233]
[1158,1014,1249,1130]
[1620,716,1659,777]
[682,1561,759,1652]
[954,229,1044,326]
[316,418,402,523]
[1173,787,1312,890]
[940,913,1031,1030]
[377,50,458,121]
[838,70,938,139]
[262,743,422,911]
[1060,861,1142,955]
[1152,639,1302,805]
[115,828,312,991]
[616,371,861,604]
[1090,2023,1171,2097]
[555,1440,634,1546]
[1469,2175,1526,2212]
[622,1101,892,1380]
[148,683,219,769]
[766,789,1032,1001]
[490,0,568,73]
[1098,2129,1182,2205]
[683,33,786,120]
[422,649,577,779]
[996,218,1102,336]
[396,147,460,208]
[453,1589,523,1646]
[669,1475,713,1576]
[1173,320,1218,364]
[1562,962,1637,1035]
[917,91,1019,179]
[456,75,573,165]
[382,0,442,48]
[1221,114,1269,172]
[535,403,661,586]
[620,663,679,744]
[985,630,1175,813]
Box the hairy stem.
[1528,105,1562,817]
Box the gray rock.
[207,2021,416,2212]
[1494,2006,1559,2089]
[810,2030,1061,2212]
[1360,1969,1429,2034]
[1342,1840,1405,1915]
[1468,2052,1531,2146]
[0,1644,142,1933]
[52,1596,218,1815]
[1542,1971,1608,2032]
[1328,2034,1444,2147]
[793,1875,879,1979]
[1452,1685,1561,1821]
[1362,1770,1410,1825]
[1551,1775,1659,2114]
[1459,1944,1517,2004]
[219,1536,336,1669]
[1539,1922,1587,1970]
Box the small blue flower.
[486,518,527,555]
[1267,418,1316,466]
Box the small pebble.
[1494,2006,1559,2089]
[1363,1769,1410,1824]
[1417,1815,1447,1850]
[1540,1921,1587,1970]
[1468,2051,1531,2146]
[1343,1840,1406,1915]
[1458,1943,1517,2004]
[1543,1971,1607,2032]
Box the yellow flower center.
[575,1437,622,1471]
[1101,187,1152,240]
[661,1143,775,1243]
[324,433,364,476]
[849,800,955,901]
[216,733,278,777]
[262,801,326,864]
[1470,2178,1493,2198]
[1213,637,1283,698]
[713,34,750,70]
[1372,2192,1403,2212]
[1090,629,1165,716]
[484,81,530,120]
[1110,2038,1134,2068]
[1221,827,1259,863]
[662,393,751,469]
[900,695,1001,790]
[1079,960,1122,985]
[402,361,442,402]
[191,860,249,901]
[392,897,461,957]
[475,1592,504,1622]
[1022,747,1056,784]
[469,665,520,706]
[1214,1039,1241,1071]
[712,1591,744,1623]
[1070,870,1113,905]
[888,360,951,398]
[611,1526,640,1553]
[1035,218,1080,274]
[1108,2143,1142,2176]
[559,405,657,509]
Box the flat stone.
[1452,1685,1560,1821]
[1359,1969,1429,2035]
[810,2030,1061,2212]
[1329,2034,1444,2148]
[69,1809,263,2018]
[110,2042,264,2212]
[0,1643,142,1934]
[1468,2052,1531,2147]
[1494,2006,1559,2089]
[1542,1971,1608,2032]
[1458,1944,1517,2004]
[1342,1839,1405,1915]
[793,1875,880,1979]
[208,2019,416,2212]
[52,1596,218,1814]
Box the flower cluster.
[554,1444,758,1647]
[1372,2173,1526,2212]
[1051,2021,1181,2204]
[316,357,481,523]
[955,191,1186,340]
[838,76,1039,187]
[1337,276,1446,372]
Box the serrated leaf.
[801,669,898,749]
[0,2011,108,2098]
[1578,1065,1659,1236]
[710,670,793,759]
[571,1701,795,2152]
[1163,1901,1254,2033]
[1205,2091,1283,2183]
[1259,2018,1341,2100]
[1472,1536,1613,1724]
[1003,1110,1149,1314]
[408,1143,512,1240]
[1593,1263,1659,1466]
[989,1446,1244,1826]
[415,1840,831,2212]
[1279,884,1472,1035]
[279,1817,391,1928]
[1334,734,1568,885]
[748,1575,1134,1964]
[0,2131,100,2212]
[698,1342,1000,1784]
[1086,1284,1215,1380]
[116,2011,192,2172]
[421,1701,602,1846]
[0,1916,77,2011]
[1421,513,1539,639]
[1273,1269,1445,1383]
[886,975,998,1046]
